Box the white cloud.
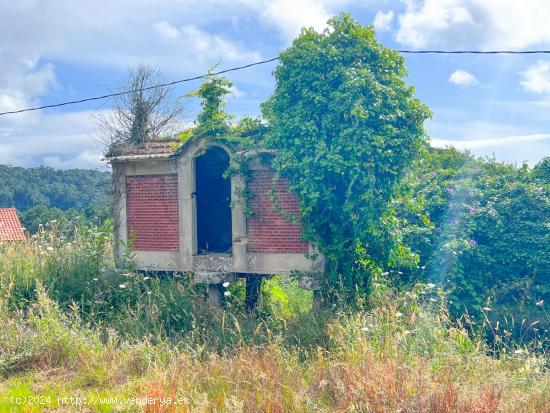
[43,150,103,169]
[448,69,478,86]
[0,0,264,74]
[150,22,262,64]
[152,21,180,40]
[229,85,246,98]
[520,60,550,94]
[431,133,550,149]
[426,112,550,165]
[431,133,550,165]
[0,59,56,118]
[1,0,299,168]
[241,0,355,42]
[0,110,104,169]
[396,0,550,49]
[374,10,394,32]
[258,0,331,41]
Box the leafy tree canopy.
[261,14,431,301]
[0,165,110,212]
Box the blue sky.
[0,0,549,169]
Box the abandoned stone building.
[106,138,324,306]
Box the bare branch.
[94,64,185,155]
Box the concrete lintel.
[194,271,238,284]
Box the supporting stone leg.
[312,289,324,312]
[208,284,224,308]
[245,275,263,312]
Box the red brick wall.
[247,170,309,253]
[126,174,179,251]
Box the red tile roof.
[0,208,26,241]
[109,139,181,157]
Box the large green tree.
[262,14,431,301]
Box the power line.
[1,50,550,117]
[397,50,550,54]
[0,57,279,117]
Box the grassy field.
[0,225,548,412]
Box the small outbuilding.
[0,208,27,242]
[106,137,324,305]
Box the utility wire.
[1,50,550,117]
[0,57,279,116]
[397,50,550,54]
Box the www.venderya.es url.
[9,395,190,408]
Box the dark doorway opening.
[196,146,232,254]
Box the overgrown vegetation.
[262,14,431,302]
[95,64,184,156]
[0,228,548,412]
[1,12,548,412]
[394,148,549,346]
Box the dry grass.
[127,342,547,413]
[0,232,548,412]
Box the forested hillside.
[0,165,110,211]
[0,164,111,232]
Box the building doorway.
[195,146,232,254]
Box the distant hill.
[0,165,111,212]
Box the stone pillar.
[245,275,263,311]
[312,290,324,312]
[231,174,249,272]
[111,162,127,268]
[207,284,224,308]
[299,275,323,312]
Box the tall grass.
[0,224,548,412]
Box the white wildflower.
[119,284,126,289]
[395,312,403,318]
[426,283,435,289]
[224,291,231,297]
[222,281,230,288]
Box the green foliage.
[261,14,431,301]
[1,267,548,412]
[19,204,110,234]
[189,71,234,139]
[395,149,549,344]
[261,276,313,320]
[182,72,266,152]
[1,227,548,411]
[0,220,114,310]
[181,73,268,216]
[0,164,110,214]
